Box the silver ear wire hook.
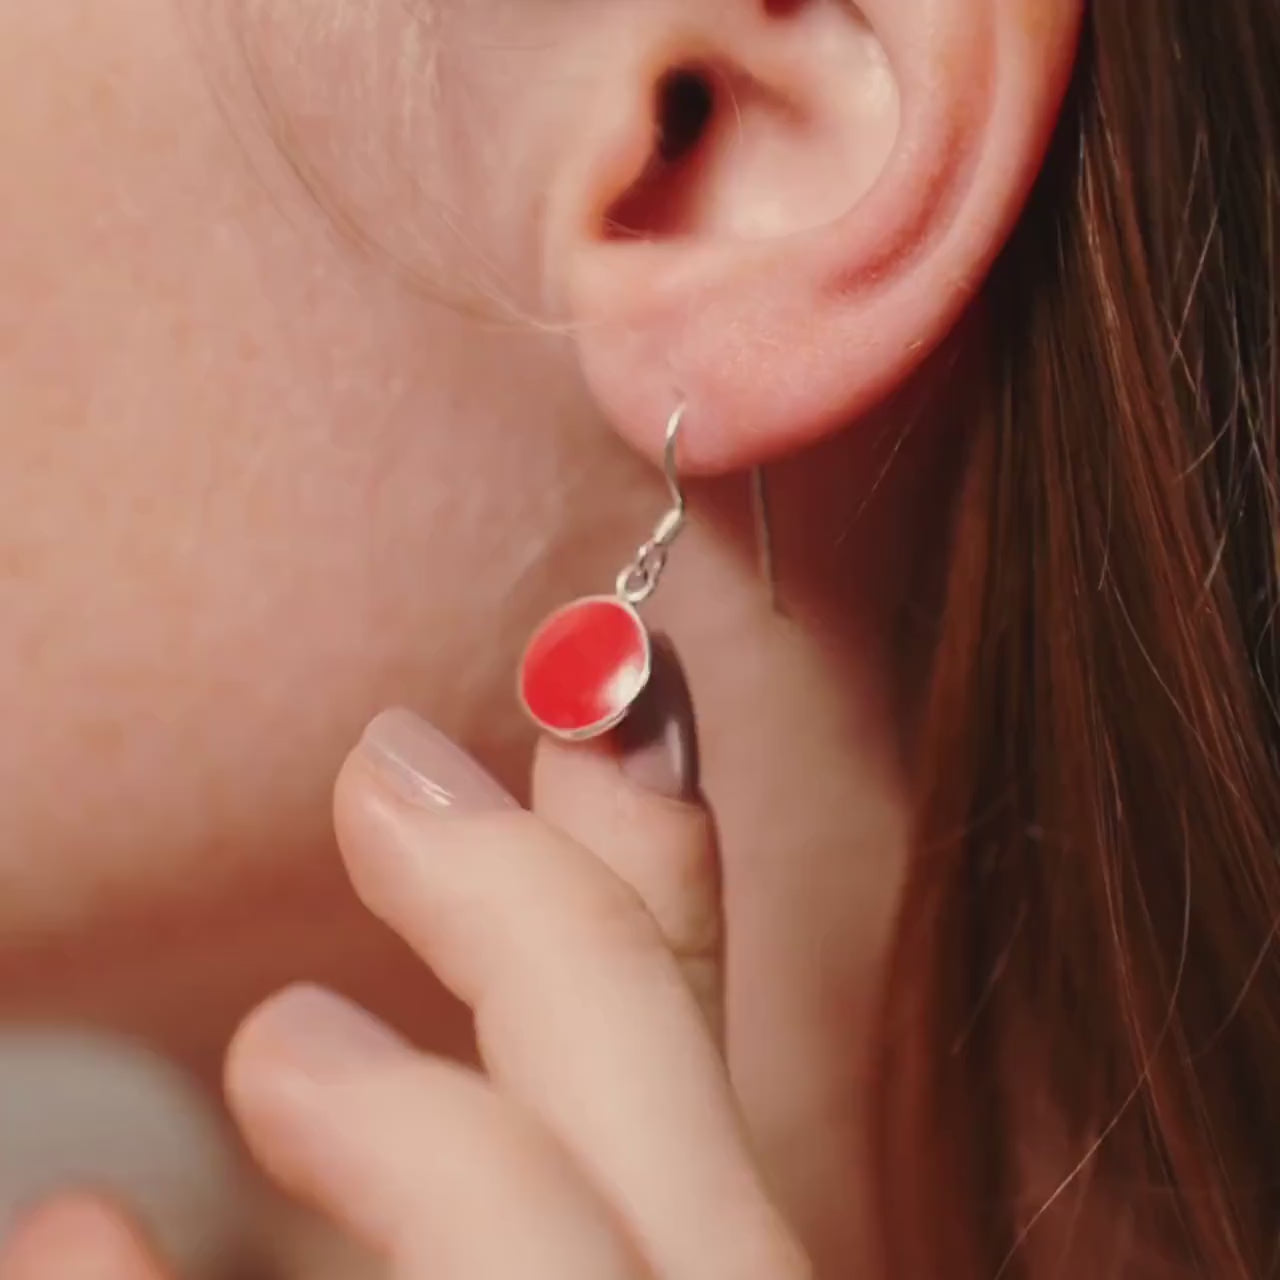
[614,403,781,613]
[662,404,686,529]
[616,404,687,605]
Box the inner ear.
[604,65,720,240]
[657,68,717,165]
[599,14,898,245]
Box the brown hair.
[877,3,1280,1276]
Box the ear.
[544,0,1084,472]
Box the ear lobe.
[555,0,1084,473]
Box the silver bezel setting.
[517,594,653,742]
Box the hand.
[227,644,811,1278]
[0,645,812,1280]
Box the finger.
[532,637,725,1038]
[0,1194,175,1280]
[226,985,641,1280]
[333,714,807,1280]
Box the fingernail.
[250,985,406,1083]
[358,708,519,814]
[614,635,701,802]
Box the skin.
[0,0,1083,1275]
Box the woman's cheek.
[0,0,634,1055]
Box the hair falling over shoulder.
[876,4,1280,1276]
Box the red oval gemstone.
[519,596,651,740]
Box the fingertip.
[223,997,306,1191]
[337,708,519,824]
[1,1194,173,1280]
[532,634,705,814]
[226,985,410,1149]
[226,985,425,1263]
[614,634,702,804]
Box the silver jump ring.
[614,405,686,604]
[616,541,668,604]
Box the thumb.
[532,636,725,1040]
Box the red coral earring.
[518,406,688,742]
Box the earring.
[518,406,782,741]
[519,405,689,742]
